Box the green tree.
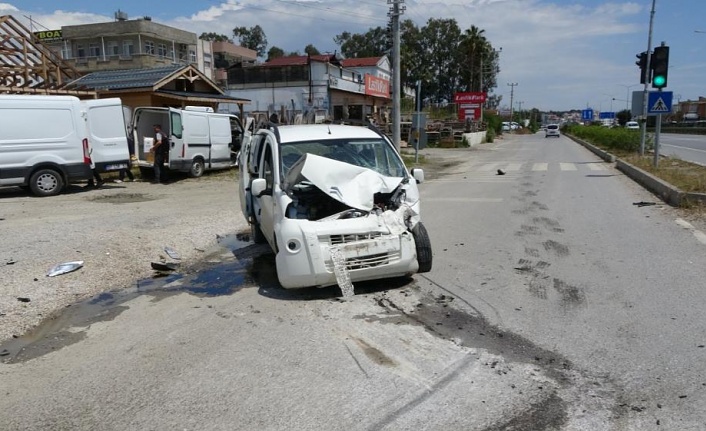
[233,25,268,58]
[199,32,231,42]
[419,18,462,103]
[304,44,320,56]
[333,27,390,58]
[267,46,285,61]
[616,109,631,126]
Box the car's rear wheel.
[189,158,205,178]
[412,222,432,273]
[29,169,64,197]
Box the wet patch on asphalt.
[0,231,273,364]
[87,193,155,204]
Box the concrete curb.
[567,134,706,207]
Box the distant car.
[626,121,639,129]
[545,124,560,138]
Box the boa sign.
[454,92,487,121]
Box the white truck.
[0,95,129,197]
[129,106,245,178]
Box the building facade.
[36,12,211,79]
[224,54,392,124]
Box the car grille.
[326,251,400,271]
[329,232,383,245]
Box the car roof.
[274,124,382,143]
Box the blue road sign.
[647,91,673,114]
[599,112,616,119]
[582,109,594,120]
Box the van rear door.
[84,98,130,172]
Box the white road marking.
[662,144,706,154]
[505,163,523,171]
[560,163,577,171]
[478,163,499,171]
[675,218,706,245]
[587,163,608,171]
[532,163,548,171]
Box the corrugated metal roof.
[156,89,250,103]
[66,64,184,90]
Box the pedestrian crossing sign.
[647,91,673,114]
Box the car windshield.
[280,137,407,178]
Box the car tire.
[29,168,64,197]
[189,158,205,178]
[412,222,432,273]
[251,221,267,244]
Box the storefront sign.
[365,75,390,98]
[33,30,63,42]
[458,103,481,121]
[453,92,486,104]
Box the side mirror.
[411,168,425,184]
[251,178,270,197]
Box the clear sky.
[4,0,706,112]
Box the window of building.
[157,43,168,57]
[189,50,197,63]
[76,44,85,58]
[144,40,155,55]
[122,40,134,57]
[89,43,100,57]
[107,41,119,56]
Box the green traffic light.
[653,75,666,87]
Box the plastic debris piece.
[46,261,84,277]
[17,297,30,303]
[497,169,506,175]
[330,247,354,298]
[633,201,657,207]
[151,261,178,272]
[164,246,181,260]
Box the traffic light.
[636,51,649,84]
[651,45,669,89]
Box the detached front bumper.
[274,217,419,289]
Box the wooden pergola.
[0,14,95,96]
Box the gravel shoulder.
[0,171,249,343]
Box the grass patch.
[622,155,706,194]
[401,152,427,167]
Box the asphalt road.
[2,133,706,430]
[658,132,706,166]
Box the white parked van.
[0,95,129,197]
[130,106,245,177]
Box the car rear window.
[547,125,558,130]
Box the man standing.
[150,124,169,184]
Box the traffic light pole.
[640,0,657,156]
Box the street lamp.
[617,84,639,111]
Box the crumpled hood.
[283,153,404,211]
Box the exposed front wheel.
[412,222,432,273]
[189,158,205,178]
[29,169,64,197]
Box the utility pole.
[508,82,518,123]
[640,0,657,156]
[479,47,501,124]
[388,0,405,150]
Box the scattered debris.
[17,297,30,303]
[46,261,84,277]
[6,259,16,265]
[497,169,506,175]
[633,201,657,207]
[0,349,9,357]
[164,246,181,260]
[150,261,179,272]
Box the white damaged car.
[238,123,432,289]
